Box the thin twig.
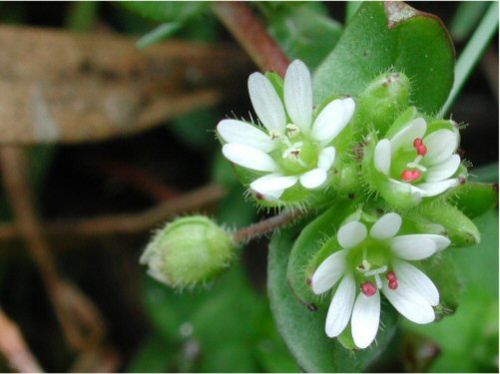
[233,209,307,243]
[0,184,227,242]
[212,2,290,78]
[0,146,105,351]
[0,309,43,373]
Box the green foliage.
[313,2,454,114]
[120,2,208,23]
[403,209,499,372]
[268,223,398,372]
[452,181,499,219]
[264,2,343,69]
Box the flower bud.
[354,71,411,136]
[140,216,237,288]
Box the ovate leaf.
[313,2,454,114]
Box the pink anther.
[361,282,377,297]
[401,170,421,181]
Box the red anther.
[416,144,427,156]
[389,280,398,290]
[413,138,423,148]
[401,170,421,181]
[361,282,377,297]
[386,271,397,281]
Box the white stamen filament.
[364,265,388,277]
[407,155,428,172]
[374,273,383,289]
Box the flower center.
[392,137,429,183]
[272,124,319,175]
[349,242,398,296]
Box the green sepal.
[451,181,499,219]
[287,199,358,307]
[265,71,285,102]
[410,202,480,247]
[419,253,461,317]
[353,71,411,137]
[337,325,357,350]
[384,106,418,138]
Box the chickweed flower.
[217,60,355,202]
[311,212,450,349]
[367,110,462,207]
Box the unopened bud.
[140,216,237,288]
[354,71,411,135]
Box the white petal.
[423,129,458,166]
[250,174,298,193]
[351,291,381,349]
[222,143,278,172]
[311,250,348,294]
[325,273,356,338]
[389,235,436,260]
[217,119,275,152]
[338,221,367,249]
[248,72,286,133]
[374,139,391,175]
[425,155,461,182]
[311,98,354,143]
[416,179,459,197]
[261,189,285,201]
[418,234,451,251]
[299,168,327,189]
[390,118,427,154]
[318,146,336,171]
[370,213,402,240]
[284,60,312,132]
[393,260,439,306]
[382,281,435,324]
[387,179,424,204]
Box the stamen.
[286,124,300,138]
[401,169,421,181]
[386,271,398,290]
[374,274,383,289]
[386,271,397,281]
[360,282,377,297]
[389,280,398,290]
[364,265,388,277]
[270,131,282,140]
[413,138,427,156]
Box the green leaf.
[313,2,455,114]
[439,2,498,117]
[120,1,208,23]
[268,223,398,372]
[127,333,176,373]
[452,181,498,219]
[402,209,499,372]
[450,2,489,42]
[266,3,343,69]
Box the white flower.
[311,212,450,349]
[373,117,461,202]
[217,60,355,201]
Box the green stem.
[439,2,499,117]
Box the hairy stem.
[233,209,307,243]
[212,2,290,77]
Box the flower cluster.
[311,213,450,348]
[217,60,355,202]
